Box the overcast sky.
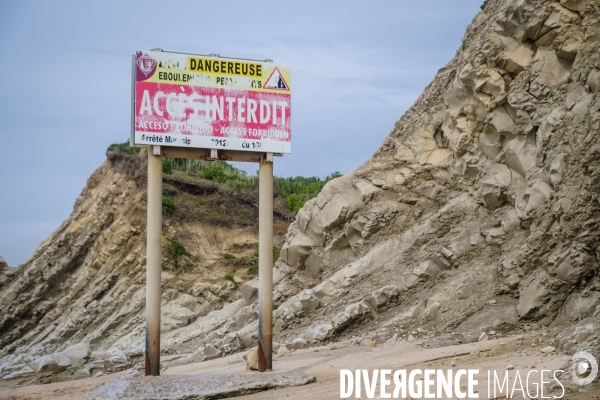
[0,0,483,266]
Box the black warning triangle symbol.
[263,67,289,90]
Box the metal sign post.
[257,154,273,371]
[132,50,290,376]
[145,145,162,376]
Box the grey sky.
[0,0,483,266]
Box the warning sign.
[263,68,289,90]
[131,50,291,153]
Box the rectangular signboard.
[131,50,291,153]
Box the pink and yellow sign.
[132,50,291,153]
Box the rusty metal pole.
[145,145,162,376]
[257,153,273,371]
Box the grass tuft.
[224,274,236,285]
[162,196,175,214]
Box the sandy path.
[1,331,597,399]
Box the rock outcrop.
[3,0,600,384]
[263,0,600,348]
[0,152,289,381]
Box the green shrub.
[201,165,227,182]
[285,194,304,212]
[167,240,190,259]
[166,239,190,271]
[223,253,235,260]
[106,141,140,155]
[162,196,175,214]
[162,186,177,196]
[224,274,236,285]
[162,159,172,175]
[253,249,259,258]
[276,172,343,212]
[247,266,258,275]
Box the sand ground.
[1,330,598,399]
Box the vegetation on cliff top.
[107,141,341,216]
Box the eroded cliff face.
[0,151,289,379]
[2,0,600,383]
[265,0,600,347]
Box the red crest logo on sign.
[136,52,157,81]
